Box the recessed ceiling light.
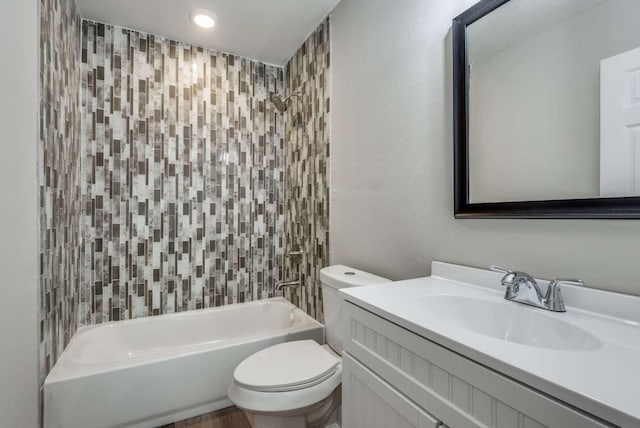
[190,10,215,29]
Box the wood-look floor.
[159,406,252,428]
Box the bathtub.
[44,298,324,428]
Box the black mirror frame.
[453,0,640,219]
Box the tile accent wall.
[80,21,285,324]
[39,0,82,384]
[283,18,331,320]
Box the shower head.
[271,94,287,112]
[271,93,301,112]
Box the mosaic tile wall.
[39,0,82,385]
[80,21,285,323]
[283,17,331,320]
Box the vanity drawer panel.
[344,302,611,428]
[342,353,441,428]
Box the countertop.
[341,262,640,427]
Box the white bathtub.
[44,298,324,428]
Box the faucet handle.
[548,278,584,288]
[490,265,510,274]
[490,265,542,303]
[545,278,584,312]
[490,265,521,301]
[490,265,532,287]
[491,266,537,282]
[490,265,517,284]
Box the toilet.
[228,265,389,428]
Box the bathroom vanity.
[340,262,640,428]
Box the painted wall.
[469,0,640,203]
[0,0,39,426]
[39,0,82,408]
[284,17,331,320]
[330,0,640,296]
[80,21,285,324]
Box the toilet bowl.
[228,341,342,428]
[227,265,389,428]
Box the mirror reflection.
[468,0,640,203]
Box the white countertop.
[341,262,640,428]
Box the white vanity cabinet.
[341,302,612,428]
[342,354,441,428]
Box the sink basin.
[422,295,601,351]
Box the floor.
[158,407,253,428]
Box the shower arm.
[271,92,302,112]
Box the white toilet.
[228,265,389,428]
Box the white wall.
[0,0,40,426]
[330,0,640,296]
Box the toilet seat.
[233,340,339,392]
[228,340,342,414]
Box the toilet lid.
[233,340,340,392]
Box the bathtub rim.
[45,297,323,384]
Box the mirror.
[453,0,640,218]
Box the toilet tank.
[320,265,390,355]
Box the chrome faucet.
[490,266,583,312]
[276,279,300,291]
[545,278,585,312]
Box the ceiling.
[76,0,341,66]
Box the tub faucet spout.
[277,279,300,291]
